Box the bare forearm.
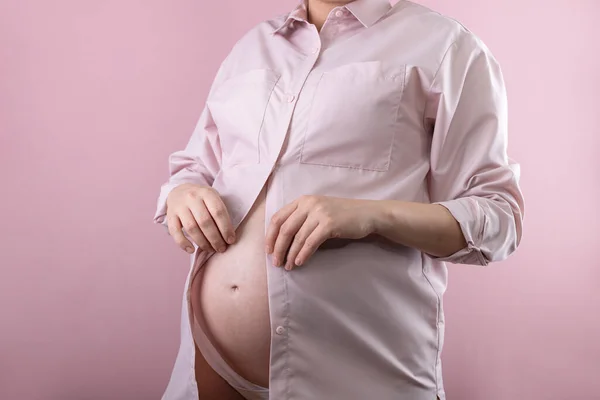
[369,200,467,258]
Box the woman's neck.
[307,0,352,31]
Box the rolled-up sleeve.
[425,33,524,266]
[153,57,231,228]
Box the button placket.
[268,39,321,396]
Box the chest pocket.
[300,61,406,172]
[209,69,280,166]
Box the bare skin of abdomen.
[190,187,271,395]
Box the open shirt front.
[154,1,525,399]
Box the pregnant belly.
[190,187,271,388]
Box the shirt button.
[286,94,295,103]
[335,10,344,17]
[275,326,286,335]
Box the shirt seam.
[420,252,442,395]
[421,38,460,132]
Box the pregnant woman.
[153,0,525,399]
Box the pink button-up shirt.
[154,1,524,399]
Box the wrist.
[366,200,395,237]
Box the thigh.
[194,342,246,400]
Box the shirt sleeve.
[153,57,231,229]
[424,33,525,266]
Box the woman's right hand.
[165,184,236,254]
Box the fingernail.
[273,257,279,266]
[265,245,272,254]
[186,247,194,254]
[217,246,226,253]
[285,264,293,271]
[227,236,236,244]
[295,258,302,266]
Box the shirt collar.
[272,0,392,35]
[272,1,308,35]
[346,0,392,28]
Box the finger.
[190,200,227,253]
[177,209,212,252]
[294,224,330,267]
[272,210,307,267]
[203,192,236,245]
[167,214,194,254]
[284,218,319,271]
[265,202,298,255]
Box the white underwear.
[191,313,269,400]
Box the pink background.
[1,0,598,399]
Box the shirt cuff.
[432,197,489,266]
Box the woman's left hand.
[265,195,380,270]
